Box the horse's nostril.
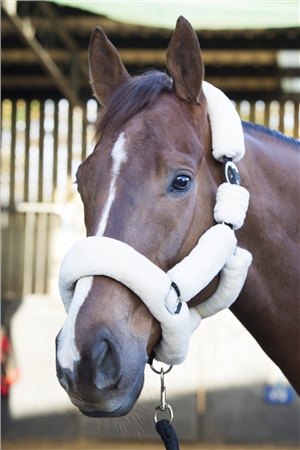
[97,340,109,366]
[93,339,122,390]
[56,364,73,392]
[59,373,70,391]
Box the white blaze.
[57,276,93,370]
[97,132,127,236]
[57,133,127,371]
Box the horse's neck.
[237,124,299,308]
[230,124,300,391]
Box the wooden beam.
[207,76,280,91]
[1,48,279,66]
[37,2,88,79]
[2,75,283,92]
[2,76,57,88]
[2,4,83,107]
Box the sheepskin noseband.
[58,82,252,365]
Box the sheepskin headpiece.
[58,82,252,365]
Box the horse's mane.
[242,121,299,146]
[95,70,173,139]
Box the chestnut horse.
[56,17,300,417]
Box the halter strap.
[203,81,245,162]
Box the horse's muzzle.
[56,327,146,417]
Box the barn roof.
[2,0,300,103]
[51,0,299,30]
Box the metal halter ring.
[150,361,173,375]
[154,403,174,424]
[165,282,182,315]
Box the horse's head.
[56,17,218,417]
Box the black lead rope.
[151,362,180,450]
[155,419,180,450]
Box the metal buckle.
[165,282,182,315]
[224,157,241,185]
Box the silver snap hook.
[151,362,174,424]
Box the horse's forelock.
[95,71,173,139]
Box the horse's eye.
[170,174,192,192]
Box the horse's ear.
[88,27,130,105]
[166,16,204,104]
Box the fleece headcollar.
[58,81,252,365]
